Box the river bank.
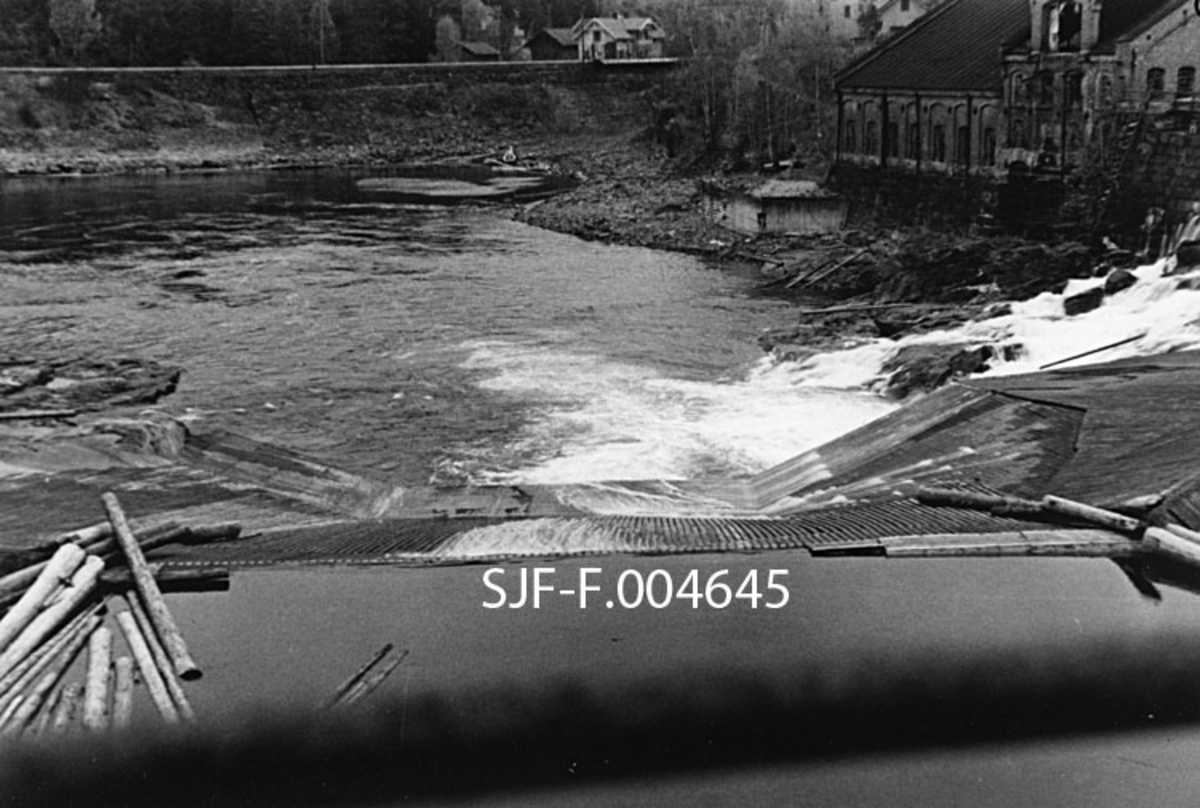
[0,65,1121,402]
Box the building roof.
[1094,0,1186,52]
[750,180,839,200]
[572,16,666,41]
[459,41,501,57]
[530,27,576,48]
[838,0,1029,93]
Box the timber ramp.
[5,351,1200,576]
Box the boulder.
[1103,268,1138,296]
[1063,286,1104,316]
[879,344,995,400]
[1176,241,1200,273]
[0,357,181,413]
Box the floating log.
[32,683,66,737]
[1145,526,1200,567]
[1040,495,1145,534]
[1038,333,1145,370]
[340,649,408,708]
[1165,524,1200,545]
[0,543,87,655]
[102,493,200,681]
[788,247,871,289]
[0,609,98,708]
[0,409,77,421]
[915,487,1044,515]
[101,566,230,594]
[0,521,181,607]
[51,682,83,735]
[323,643,395,710]
[82,626,113,732]
[1,616,96,736]
[0,556,104,680]
[794,302,918,317]
[114,610,179,725]
[183,523,243,543]
[111,656,134,730]
[124,594,195,723]
[0,695,24,728]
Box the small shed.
[527,28,576,61]
[458,41,501,62]
[706,180,847,236]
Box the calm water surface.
[1,169,885,486]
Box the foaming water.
[456,340,896,484]
[763,258,1200,395]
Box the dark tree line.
[0,0,621,66]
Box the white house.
[572,16,666,62]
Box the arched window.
[981,128,997,167]
[931,124,946,162]
[865,120,878,155]
[907,123,921,159]
[1147,67,1166,100]
[1178,67,1196,98]
[845,123,857,153]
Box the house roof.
[750,180,839,200]
[838,0,1029,93]
[530,27,576,48]
[459,41,501,57]
[572,16,665,41]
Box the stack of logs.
[0,492,237,738]
[918,488,1200,567]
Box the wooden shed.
[706,180,847,236]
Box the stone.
[1176,241,1200,273]
[1063,285,1104,316]
[879,343,995,400]
[1103,268,1138,296]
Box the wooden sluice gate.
[7,351,1200,577]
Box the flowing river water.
[8,171,1200,805]
[0,168,896,487]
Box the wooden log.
[340,649,408,708]
[101,566,230,594]
[0,609,97,708]
[917,488,1007,509]
[0,695,24,728]
[31,682,66,738]
[790,247,871,289]
[0,521,180,607]
[0,409,77,421]
[1041,494,1145,534]
[50,682,83,735]
[114,610,179,725]
[111,656,135,730]
[82,626,113,732]
[323,643,394,710]
[1038,333,1145,370]
[1145,526,1200,567]
[793,302,919,317]
[124,594,195,722]
[0,555,104,680]
[1,616,95,736]
[0,543,87,655]
[184,523,243,543]
[102,493,200,681]
[1165,523,1200,545]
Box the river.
[0,168,894,488]
[9,171,1200,808]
